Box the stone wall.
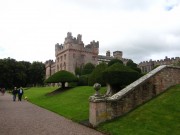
[138,56,180,73]
[89,65,180,126]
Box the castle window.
[57,57,59,62]
[64,54,66,60]
[60,63,62,70]
[57,65,59,71]
[64,62,66,70]
[61,56,63,61]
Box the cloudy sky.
[0,0,180,63]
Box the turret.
[113,51,123,59]
[106,50,110,57]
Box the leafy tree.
[75,66,82,76]
[19,61,31,86]
[0,58,46,88]
[78,74,89,86]
[45,70,78,89]
[29,62,45,86]
[0,58,17,88]
[81,63,95,75]
[126,59,141,73]
[88,62,108,86]
[108,59,123,67]
[103,63,140,95]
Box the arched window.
[64,62,66,70]
[57,65,59,71]
[60,63,62,70]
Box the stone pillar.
[89,96,107,127]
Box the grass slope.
[97,84,180,135]
[24,86,106,122]
[24,85,180,135]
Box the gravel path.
[0,93,104,135]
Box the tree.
[45,70,78,89]
[78,74,89,86]
[0,58,17,88]
[29,62,45,86]
[126,60,141,73]
[103,63,140,96]
[108,59,123,67]
[0,58,46,88]
[75,66,82,76]
[88,62,108,86]
[81,63,95,75]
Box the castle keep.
[45,32,128,78]
[45,32,99,78]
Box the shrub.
[81,63,95,75]
[108,59,123,67]
[88,63,108,86]
[45,70,78,88]
[103,63,140,92]
[78,74,89,86]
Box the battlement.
[64,32,84,45]
[55,32,99,55]
[139,56,180,73]
[85,40,99,49]
[139,56,180,65]
[45,60,55,67]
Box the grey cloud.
[103,32,180,63]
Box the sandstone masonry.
[89,65,180,126]
[139,56,180,73]
[45,32,128,78]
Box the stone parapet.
[89,65,180,127]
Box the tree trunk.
[61,82,65,89]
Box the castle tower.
[106,50,110,57]
[45,60,55,79]
[54,32,99,74]
[113,51,123,60]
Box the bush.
[81,63,95,75]
[103,63,140,92]
[78,74,89,86]
[108,59,123,67]
[45,70,78,88]
[88,63,108,86]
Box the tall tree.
[126,60,141,73]
[108,59,123,67]
[81,63,95,75]
[29,62,45,86]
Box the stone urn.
[93,83,101,96]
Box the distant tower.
[106,50,111,57]
[113,51,123,60]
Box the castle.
[45,32,128,79]
[138,56,180,73]
[45,32,180,78]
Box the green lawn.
[24,86,106,122]
[24,85,180,135]
[97,84,180,135]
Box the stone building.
[138,56,180,73]
[98,50,129,65]
[45,32,129,79]
[45,32,99,79]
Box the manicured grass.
[24,86,106,122]
[97,84,180,135]
[24,85,180,135]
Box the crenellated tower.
[54,32,99,74]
